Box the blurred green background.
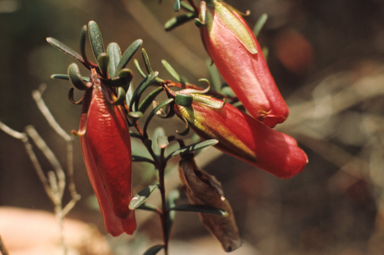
[1,0,384,254]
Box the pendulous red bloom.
[197,0,289,127]
[75,69,136,236]
[173,91,307,179]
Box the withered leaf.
[178,156,242,252]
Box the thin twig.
[121,0,207,78]
[32,85,79,200]
[25,125,66,199]
[0,122,53,199]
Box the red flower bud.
[174,92,307,179]
[76,70,136,236]
[197,0,288,127]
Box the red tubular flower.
[197,0,288,127]
[173,91,307,179]
[75,69,136,236]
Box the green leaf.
[206,61,221,92]
[169,204,228,216]
[130,131,141,139]
[46,37,84,63]
[166,139,218,159]
[125,83,134,108]
[132,155,155,164]
[67,63,90,90]
[116,39,143,75]
[88,21,105,62]
[129,72,159,111]
[134,59,146,78]
[180,1,195,12]
[152,127,167,156]
[110,87,126,105]
[175,94,193,107]
[142,48,153,74]
[97,53,109,77]
[194,1,206,27]
[138,87,164,114]
[166,190,180,238]
[128,111,143,120]
[104,69,133,88]
[129,185,159,210]
[157,136,169,149]
[176,116,190,136]
[68,88,83,105]
[143,244,164,255]
[165,13,197,31]
[161,59,180,82]
[143,98,174,136]
[137,202,160,213]
[80,25,88,63]
[173,0,181,12]
[253,13,268,37]
[107,43,121,78]
[50,74,90,82]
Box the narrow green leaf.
[50,74,90,82]
[129,185,159,210]
[130,131,141,139]
[97,53,109,77]
[173,0,181,12]
[175,94,193,107]
[137,202,160,213]
[221,84,236,97]
[107,43,121,78]
[116,39,143,75]
[104,69,133,88]
[68,88,83,105]
[68,63,90,90]
[132,155,155,164]
[166,139,218,159]
[176,116,190,136]
[129,72,159,111]
[180,1,195,12]
[110,87,126,105]
[125,83,134,108]
[143,98,174,136]
[157,136,169,149]
[152,127,167,156]
[166,190,180,238]
[46,37,84,63]
[206,61,221,92]
[80,25,87,62]
[142,48,153,74]
[88,21,105,62]
[138,87,164,114]
[165,13,197,31]
[169,204,228,216]
[128,111,143,120]
[143,244,164,255]
[134,59,146,78]
[253,13,268,37]
[195,1,206,27]
[161,59,180,82]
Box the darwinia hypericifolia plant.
[46,0,308,253]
